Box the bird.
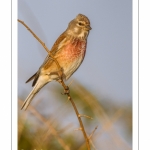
[21,14,92,110]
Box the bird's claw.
[63,86,70,95]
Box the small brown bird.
[21,14,92,110]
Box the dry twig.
[18,19,61,71]
[18,19,91,150]
[88,126,98,140]
[58,79,91,150]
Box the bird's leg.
[58,69,70,94]
[57,79,70,95]
[57,75,70,95]
[50,68,70,94]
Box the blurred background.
[18,0,132,150]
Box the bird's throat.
[67,30,89,40]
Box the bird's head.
[66,14,92,40]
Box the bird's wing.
[26,32,67,86]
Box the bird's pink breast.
[56,39,87,79]
[60,40,87,62]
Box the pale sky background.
[18,0,132,105]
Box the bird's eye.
[78,22,83,26]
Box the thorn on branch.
[78,114,93,120]
[88,126,98,140]
[74,128,82,131]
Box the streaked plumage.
[21,14,91,110]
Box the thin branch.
[59,80,91,150]
[74,128,82,131]
[89,140,97,150]
[18,19,91,150]
[18,19,61,71]
[88,126,98,140]
[78,114,93,120]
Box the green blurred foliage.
[18,81,132,150]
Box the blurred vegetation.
[18,80,132,150]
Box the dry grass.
[18,81,132,150]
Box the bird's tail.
[21,77,48,110]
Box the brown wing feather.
[37,32,66,69]
[26,32,67,86]
[26,73,37,83]
[50,31,67,55]
[32,73,39,87]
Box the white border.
[12,0,18,150]
[133,0,139,150]
[0,1,12,150]
[139,1,150,150]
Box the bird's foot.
[63,86,70,94]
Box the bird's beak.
[86,25,92,30]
